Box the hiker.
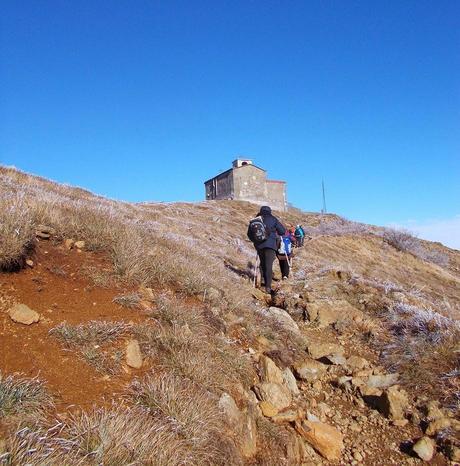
[295,224,305,247]
[277,232,293,280]
[247,205,286,294]
[289,226,298,247]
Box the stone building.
[204,158,287,211]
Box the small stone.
[306,342,344,360]
[366,373,399,389]
[412,436,435,461]
[347,355,369,371]
[259,401,279,417]
[9,303,40,325]
[296,419,344,461]
[64,238,74,250]
[375,386,409,420]
[282,367,300,395]
[325,353,347,366]
[74,240,85,250]
[293,359,327,382]
[353,450,363,462]
[425,417,451,436]
[25,259,34,267]
[254,382,292,411]
[312,380,322,391]
[126,339,142,368]
[259,355,285,385]
[392,419,409,427]
[272,409,299,424]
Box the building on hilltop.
[204,158,287,211]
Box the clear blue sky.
[1,1,459,245]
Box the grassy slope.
[1,165,459,464]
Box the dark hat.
[259,205,272,215]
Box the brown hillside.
[0,166,459,465]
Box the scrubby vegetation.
[0,373,51,418]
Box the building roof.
[204,163,266,184]
[266,179,286,184]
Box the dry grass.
[0,193,35,270]
[49,321,130,347]
[49,321,130,374]
[382,303,460,410]
[112,291,142,308]
[1,405,235,466]
[133,297,255,392]
[131,373,240,465]
[382,227,449,267]
[0,373,52,418]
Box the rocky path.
[226,269,459,465]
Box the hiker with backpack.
[247,205,286,295]
[277,232,293,279]
[295,224,305,247]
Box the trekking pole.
[285,253,292,270]
[253,253,259,288]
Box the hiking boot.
[264,287,273,295]
[282,276,288,280]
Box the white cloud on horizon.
[388,215,460,251]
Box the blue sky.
[1,1,459,247]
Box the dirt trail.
[0,242,149,411]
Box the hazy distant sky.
[1,1,459,248]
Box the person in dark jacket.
[247,205,285,294]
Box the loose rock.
[413,436,435,461]
[64,238,74,250]
[259,355,285,385]
[9,303,40,325]
[254,382,292,411]
[293,359,327,382]
[282,367,300,395]
[306,342,344,360]
[375,386,409,420]
[126,339,143,368]
[296,419,344,461]
[74,240,85,250]
[265,307,300,334]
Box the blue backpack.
[278,235,292,256]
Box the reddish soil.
[0,240,150,413]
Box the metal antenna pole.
[321,179,327,214]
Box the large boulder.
[9,304,40,325]
[366,373,399,389]
[254,382,292,411]
[346,355,370,372]
[259,355,285,385]
[306,341,344,360]
[375,386,409,420]
[293,359,327,382]
[295,419,344,461]
[306,300,363,327]
[282,367,300,395]
[265,307,300,334]
[219,393,242,428]
[240,403,258,458]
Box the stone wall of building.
[204,170,233,200]
[232,165,267,203]
[266,181,286,212]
